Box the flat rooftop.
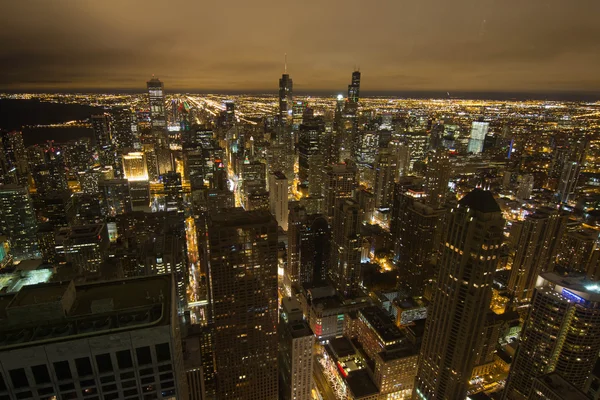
[534,372,589,400]
[359,306,405,345]
[0,275,172,351]
[539,272,600,302]
[346,369,379,399]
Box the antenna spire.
[284,53,287,74]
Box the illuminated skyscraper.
[507,207,567,304]
[122,152,149,181]
[268,171,288,231]
[467,121,489,154]
[147,76,168,146]
[348,70,361,104]
[91,113,112,150]
[414,189,504,400]
[0,185,39,260]
[278,297,314,400]
[503,273,600,399]
[373,147,396,209]
[424,148,451,209]
[205,209,278,399]
[279,69,293,122]
[298,122,325,197]
[330,198,362,297]
[391,186,445,296]
[324,162,357,218]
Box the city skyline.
[1,1,599,93]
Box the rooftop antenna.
[284,53,287,74]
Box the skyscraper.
[324,162,357,218]
[507,207,567,304]
[0,185,39,260]
[330,198,362,297]
[414,189,504,400]
[467,121,489,154]
[373,147,397,210]
[279,297,314,400]
[348,70,361,104]
[147,76,168,146]
[424,148,451,209]
[268,171,288,231]
[503,273,600,399]
[278,69,293,122]
[391,187,445,296]
[0,275,189,400]
[205,209,278,399]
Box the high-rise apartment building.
[507,207,567,304]
[330,198,362,297]
[414,189,504,400]
[205,209,278,399]
[0,275,188,400]
[268,171,288,231]
[373,147,396,210]
[504,273,600,399]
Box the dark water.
[0,99,100,145]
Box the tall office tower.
[0,185,39,260]
[279,297,314,400]
[1,131,29,184]
[110,106,136,149]
[504,273,600,399]
[147,76,168,146]
[330,198,362,297]
[406,131,429,170]
[373,147,397,210]
[557,160,582,203]
[298,122,325,196]
[162,171,184,212]
[32,147,68,195]
[122,152,149,181]
[99,179,132,216]
[269,171,288,231]
[287,204,330,291]
[414,189,504,400]
[324,162,357,218]
[391,187,445,296]
[0,275,189,400]
[140,234,187,313]
[467,121,489,154]
[347,70,361,104]
[507,207,567,304]
[424,149,451,209]
[54,224,109,273]
[91,113,112,149]
[205,209,278,399]
[129,180,151,209]
[529,373,589,400]
[390,139,411,180]
[240,161,267,208]
[278,70,293,122]
[33,190,74,227]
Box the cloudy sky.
[0,0,598,93]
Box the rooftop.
[0,275,172,351]
[458,189,501,213]
[539,272,600,303]
[346,369,380,399]
[534,372,589,400]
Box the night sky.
[0,0,598,93]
